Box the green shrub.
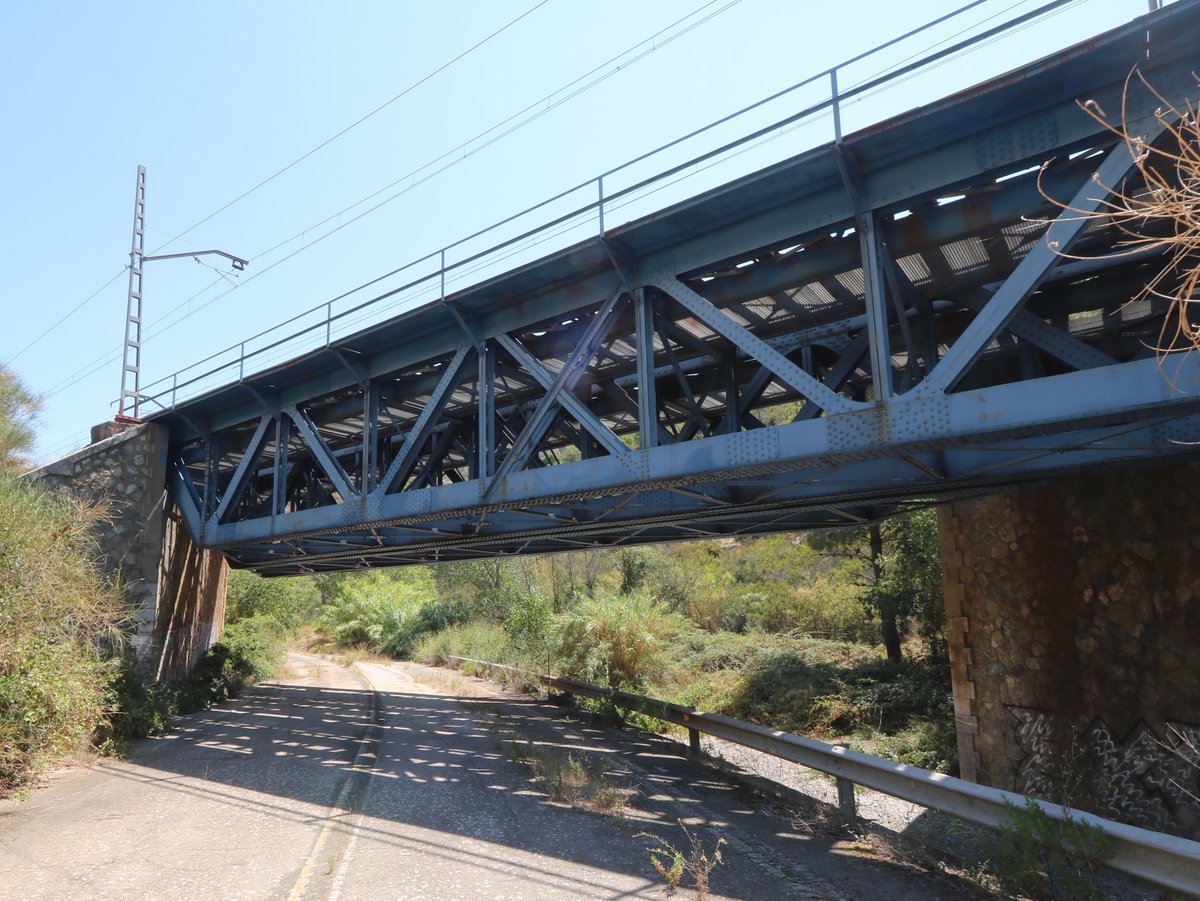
[317,568,441,656]
[225,570,319,629]
[553,594,694,689]
[172,617,283,714]
[96,656,175,752]
[872,718,959,775]
[0,637,114,792]
[728,651,952,749]
[979,800,1114,900]
[415,621,516,668]
[0,475,124,795]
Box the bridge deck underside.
[155,6,1200,575]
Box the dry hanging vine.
[1040,69,1200,359]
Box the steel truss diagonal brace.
[960,292,1116,370]
[797,329,870,422]
[287,405,359,502]
[489,284,625,490]
[208,414,273,527]
[496,333,630,458]
[170,456,205,541]
[654,278,856,414]
[376,345,473,496]
[925,138,1151,393]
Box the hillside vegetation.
[298,517,956,774]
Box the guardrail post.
[833,742,856,817]
[689,727,701,755]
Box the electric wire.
[142,0,747,340]
[139,0,1079,397]
[6,268,127,365]
[148,0,1045,350]
[39,0,1082,409]
[42,0,749,400]
[15,0,553,364]
[143,0,554,258]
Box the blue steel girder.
[150,5,1200,574]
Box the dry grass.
[507,740,629,816]
[409,667,470,696]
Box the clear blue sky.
[0,0,1158,461]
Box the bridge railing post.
[325,302,333,345]
[830,68,842,143]
[597,176,605,235]
[238,343,245,381]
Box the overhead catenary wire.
[142,0,555,259]
[141,0,749,340]
[6,267,127,365]
[41,0,749,401]
[12,0,554,366]
[139,0,1080,403]
[39,0,1078,411]
[147,0,1057,352]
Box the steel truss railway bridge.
[143,4,1200,576]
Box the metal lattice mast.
[119,165,147,420]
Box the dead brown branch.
[1039,68,1200,358]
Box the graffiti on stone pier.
[1008,706,1200,832]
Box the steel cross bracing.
[153,6,1200,575]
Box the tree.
[867,509,947,663]
[808,509,946,663]
[0,364,39,470]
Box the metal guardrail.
[445,655,1200,896]
[136,0,1091,415]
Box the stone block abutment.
[28,422,227,682]
[939,462,1200,838]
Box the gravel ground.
[674,730,985,873]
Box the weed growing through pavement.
[638,820,726,900]
[506,739,627,815]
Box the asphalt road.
[0,654,963,900]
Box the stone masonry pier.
[940,461,1200,838]
[29,422,227,681]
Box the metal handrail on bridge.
[138,0,1090,415]
[444,655,1200,896]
